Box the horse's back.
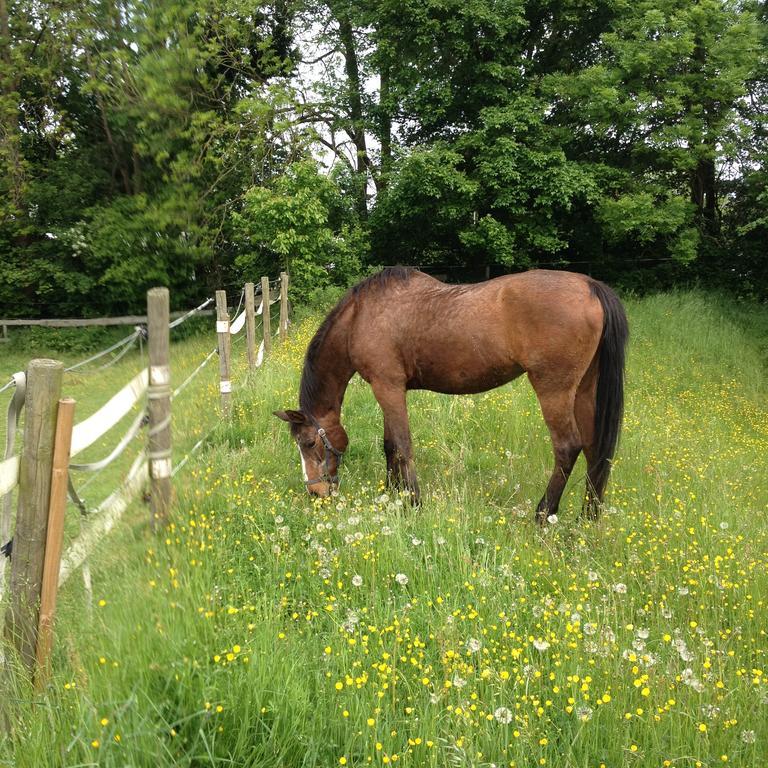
[349,269,607,393]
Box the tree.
[545,0,763,270]
[233,160,364,302]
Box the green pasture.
[0,292,767,767]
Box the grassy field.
[1,291,767,767]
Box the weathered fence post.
[245,282,257,370]
[216,290,232,414]
[147,288,172,529]
[279,271,289,343]
[261,276,272,356]
[3,359,63,675]
[35,397,75,690]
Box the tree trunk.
[378,59,392,192]
[689,32,718,234]
[691,156,717,232]
[337,12,368,219]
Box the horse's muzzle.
[306,479,334,497]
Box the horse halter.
[304,420,344,488]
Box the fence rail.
[0,273,289,704]
[0,310,214,328]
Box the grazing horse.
[275,267,628,522]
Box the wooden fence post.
[216,290,232,414]
[3,359,63,675]
[261,276,272,356]
[35,398,75,690]
[279,271,289,342]
[245,282,256,370]
[147,288,172,529]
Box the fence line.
[69,370,148,457]
[65,329,142,373]
[58,452,149,587]
[0,309,216,328]
[0,274,290,693]
[168,297,213,329]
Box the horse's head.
[274,409,348,497]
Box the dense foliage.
[0,0,766,315]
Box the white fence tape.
[58,452,148,587]
[0,456,19,497]
[229,310,246,335]
[70,369,148,457]
[169,297,213,329]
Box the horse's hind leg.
[371,381,421,504]
[530,379,582,525]
[574,357,603,518]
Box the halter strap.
[303,419,344,487]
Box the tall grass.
[1,291,766,767]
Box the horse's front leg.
[372,382,421,504]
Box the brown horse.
[275,267,628,522]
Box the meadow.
[0,291,767,768]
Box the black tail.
[589,280,629,498]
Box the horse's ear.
[273,409,307,425]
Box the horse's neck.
[305,312,355,423]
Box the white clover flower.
[467,637,482,653]
[452,673,467,688]
[533,638,550,652]
[547,514,558,524]
[494,706,513,724]
[395,573,409,586]
[588,570,599,582]
[583,622,597,636]
[741,730,756,744]
[613,582,627,594]
[352,575,363,587]
[701,704,720,720]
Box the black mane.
[299,267,416,413]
